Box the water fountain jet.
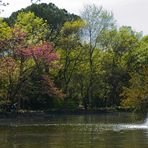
[115,116,148,131]
[144,116,148,126]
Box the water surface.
[0,113,147,148]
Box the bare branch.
[31,0,41,3]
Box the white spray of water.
[117,116,148,130]
[144,116,148,126]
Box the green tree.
[5,3,79,42]
[14,11,49,44]
[55,20,85,108]
[0,18,12,52]
[81,4,116,108]
[121,66,148,112]
[97,26,141,106]
[120,35,148,112]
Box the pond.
[0,113,147,148]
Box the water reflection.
[0,113,147,148]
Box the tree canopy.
[0,3,147,113]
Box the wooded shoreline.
[0,3,147,114]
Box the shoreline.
[0,107,133,119]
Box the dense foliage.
[4,3,79,42]
[0,3,147,112]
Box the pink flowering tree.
[18,42,59,68]
[15,42,63,109]
[0,28,63,110]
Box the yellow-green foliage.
[0,19,12,40]
[121,66,148,111]
[61,19,85,36]
[14,12,49,44]
[63,20,85,30]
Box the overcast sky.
[0,0,148,35]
